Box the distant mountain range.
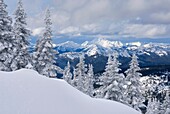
[30,36,170,75]
[50,38,170,75]
[55,38,170,56]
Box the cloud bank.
[5,0,170,38]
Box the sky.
[5,0,170,39]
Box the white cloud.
[82,24,100,33]
[151,12,170,24]
[32,27,44,36]
[121,24,167,38]
[5,0,170,38]
[59,26,80,34]
[145,27,166,37]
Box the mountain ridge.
[54,39,170,57]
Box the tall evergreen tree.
[63,61,72,84]
[162,90,170,114]
[72,67,77,87]
[33,9,60,77]
[73,54,87,93]
[142,75,162,101]
[84,64,94,97]
[146,99,160,114]
[98,53,125,102]
[0,0,15,71]
[124,54,145,111]
[11,0,31,70]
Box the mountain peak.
[54,39,170,57]
[91,38,123,48]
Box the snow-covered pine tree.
[63,61,72,84]
[146,99,160,114]
[72,67,77,87]
[33,9,60,78]
[73,54,87,93]
[11,0,31,70]
[124,54,145,111]
[98,52,125,102]
[162,90,170,114]
[165,108,170,114]
[84,64,94,97]
[141,75,162,101]
[0,0,16,71]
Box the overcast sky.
[5,0,170,38]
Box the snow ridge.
[55,39,170,58]
[0,69,140,114]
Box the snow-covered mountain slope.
[81,39,123,56]
[54,39,170,73]
[81,39,123,48]
[0,69,140,114]
[55,41,82,53]
[55,39,170,57]
[91,38,123,48]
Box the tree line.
[63,53,170,114]
[0,0,61,77]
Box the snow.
[57,41,80,49]
[81,39,123,52]
[126,42,142,47]
[0,69,140,114]
[95,39,114,48]
[112,41,124,48]
[59,52,80,59]
[54,39,170,57]
[81,41,89,47]
[143,43,152,48]
[85,44,100,56]
[56,41,81,52]
[155,50,168,56]
[52,43,57,47]
[92,39,123,48]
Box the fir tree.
[162,90,170,114]
[0,0,15,71]
[98,53,125,102]
[33,9,60,77]
[73,54,87,93]
[63,61,72,84]
[72,67,77,87]
[141,75,162,100]
[146,99,160,114]
[84,64,94,97]
[11,0,31,70]
[124,54,145,111]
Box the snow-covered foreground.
[0,69,140,114]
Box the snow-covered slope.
[0,69,140,114]
[55,39,170,58]
[55,41,82,52]
[91,38,123,48]
[81,39,123,56]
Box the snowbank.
[0,69,140,114]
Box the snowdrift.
[0,69,140,114]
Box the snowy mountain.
[55,39,170,57]
[53,39,170,74]
[55,41,83,53]
[0,69,140,114]
[90,38,123,48]
[80,39,123,56]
